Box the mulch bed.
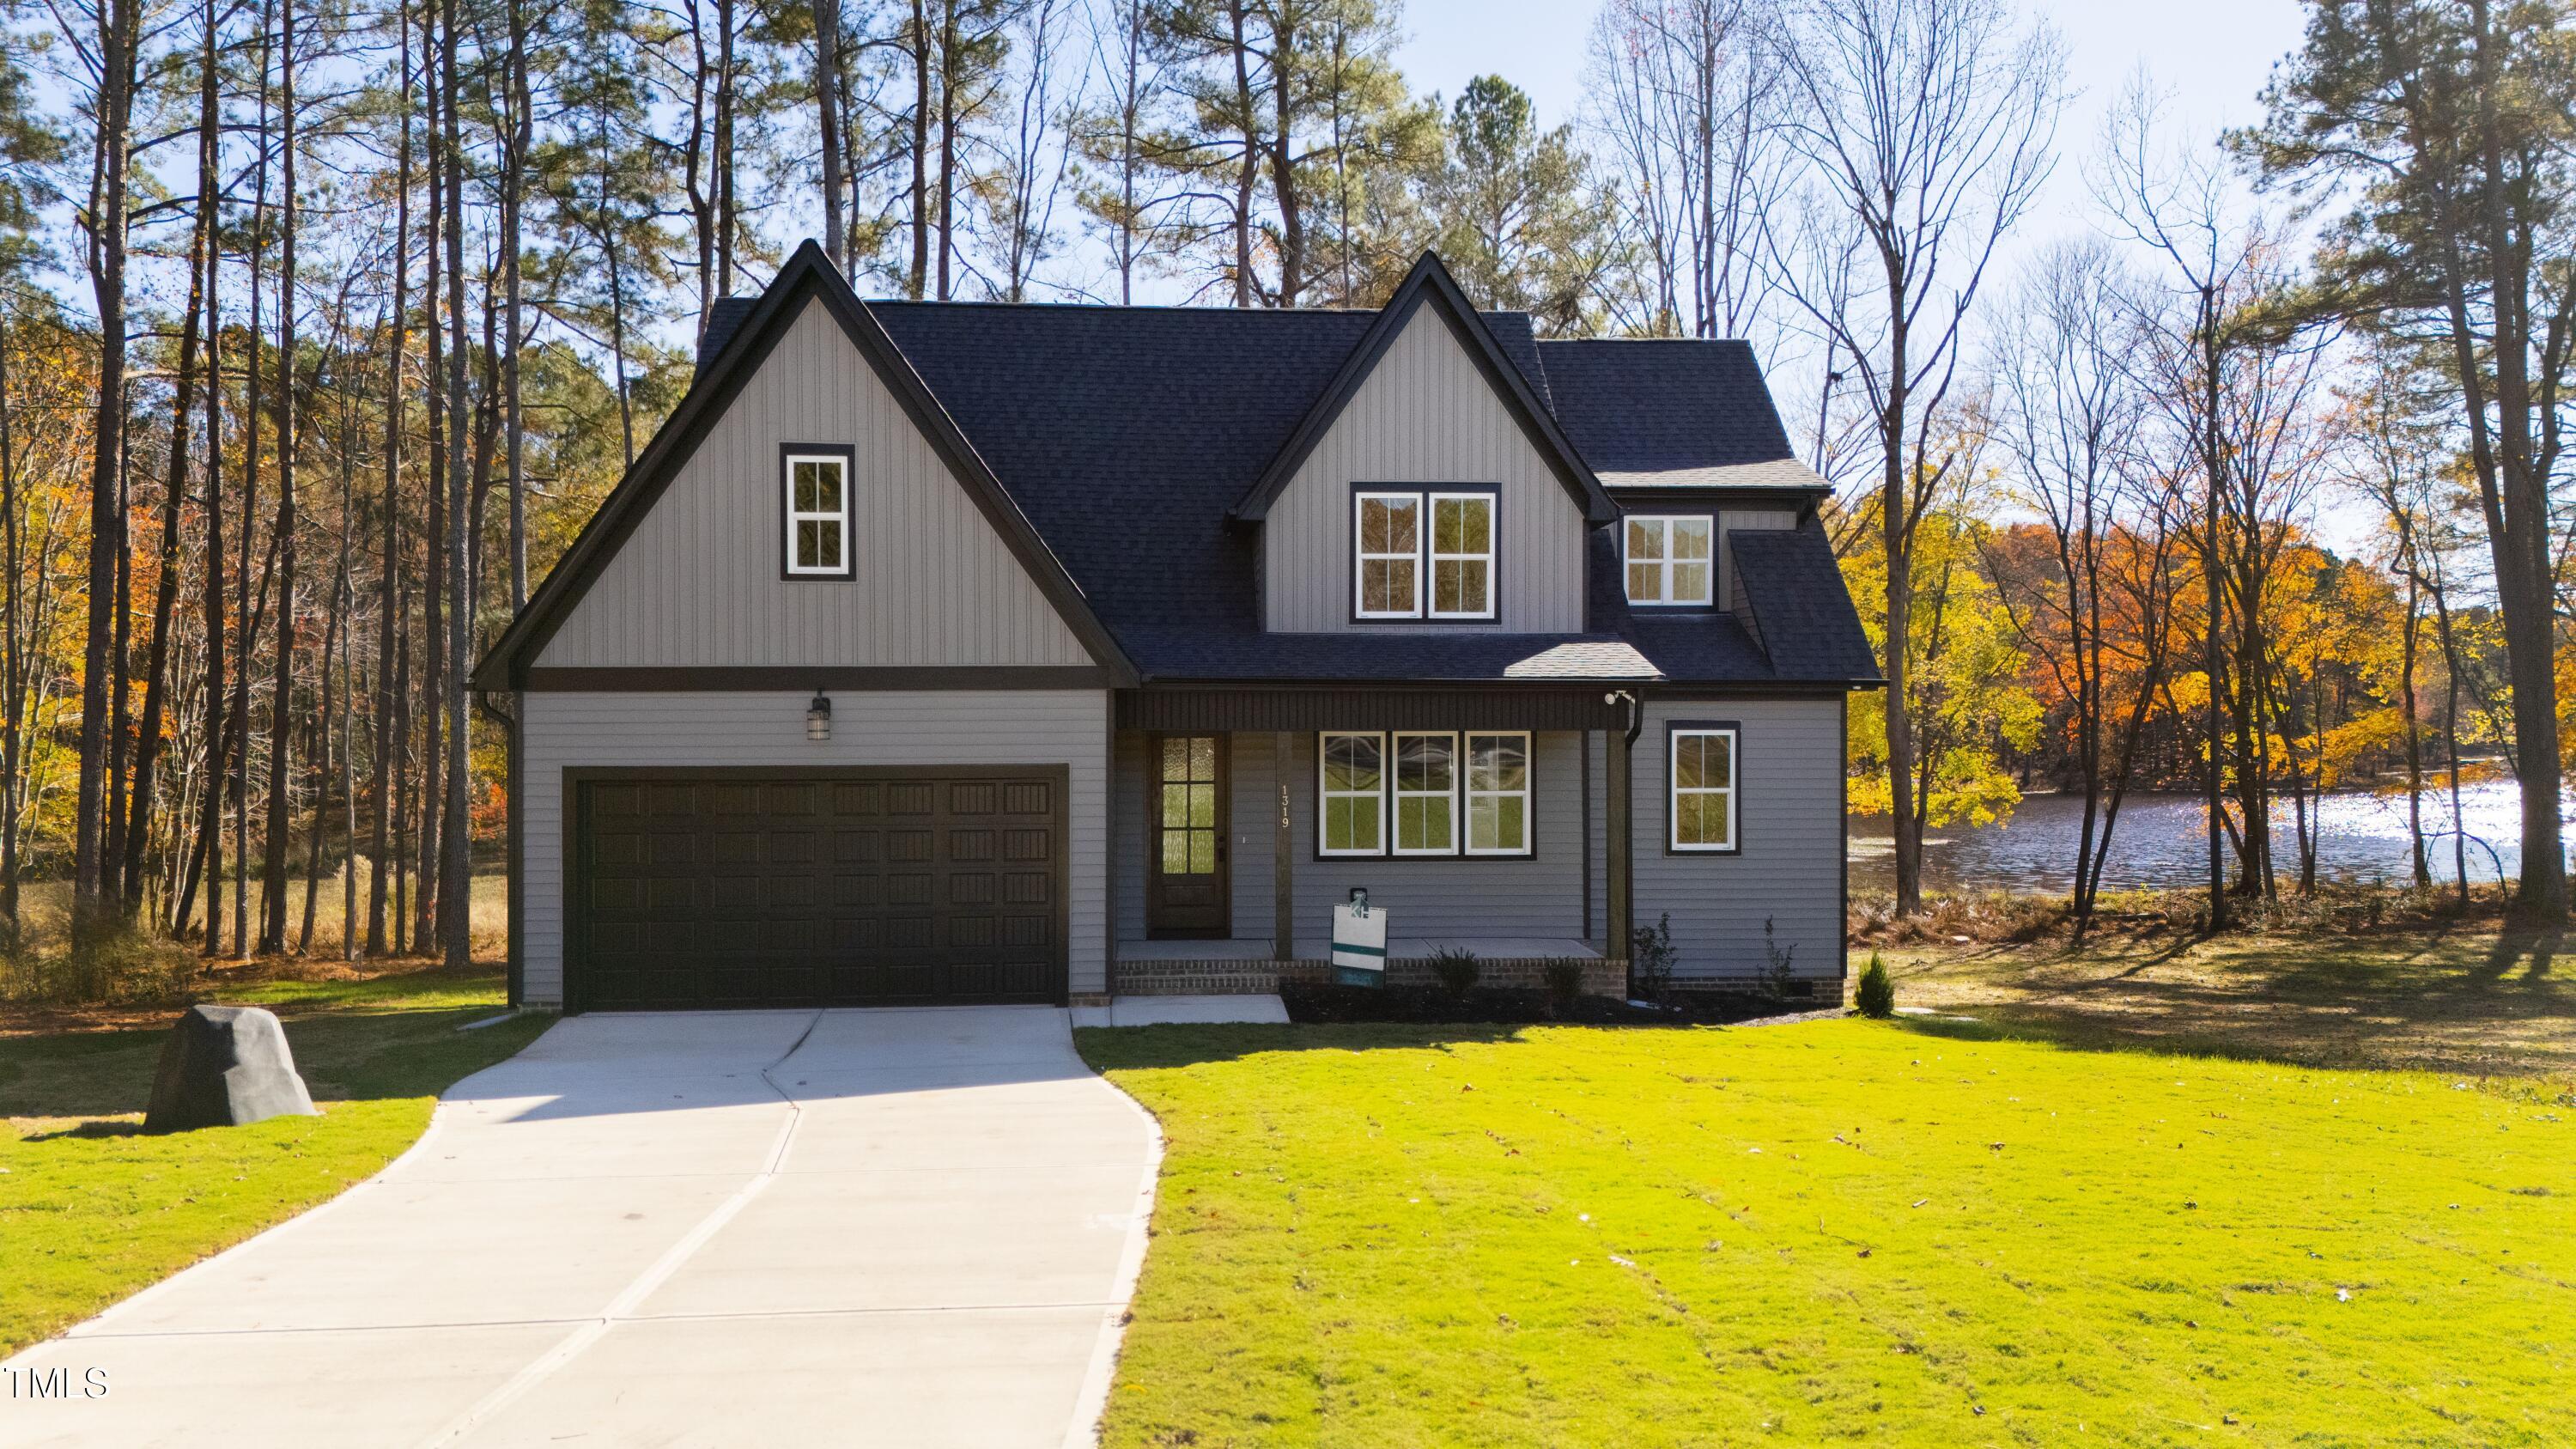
[1279,982,1836,1027]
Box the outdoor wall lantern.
[806,689,832,741]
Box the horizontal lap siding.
[1285,729,1589,944]
[1632,697,1846,981]
[1262,304,1587,635]
[522,690,1109,1007]
[536,298,1093,669]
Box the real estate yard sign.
[1333,890,1386,987]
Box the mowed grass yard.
[1078,973,2575,1446]
[0,961,549,1355]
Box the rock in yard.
[143,1005,320,1132]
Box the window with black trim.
[1625,514,1713,606]
[1465,732,1530,854]
[1318,730,1531,857]
[1321,732,1387,855]
[785,449,853,577]
[1668,724,1737,852]
[1352,488,1496,620]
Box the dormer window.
[1625,514,1712,606]
[783,445,855,578]
[1352,485,1496,621]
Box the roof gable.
[474,241,1134,689]
[1230,253,1615,525]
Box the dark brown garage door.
[568,768,1066,1011]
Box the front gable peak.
[1229,253,1616,527]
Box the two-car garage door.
[567,768,1066,1010]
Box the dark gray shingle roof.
[855,295,1867,688]
[1537,338,1796,474]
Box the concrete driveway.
[1,1007,1161,1448]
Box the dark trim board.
[1121,686,1626,733]
[526,666,1115,692]
[559,764,1072,1013]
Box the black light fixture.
[806,688,832,741]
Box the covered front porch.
[1108,687,1642,998]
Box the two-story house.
[471,241,1880,1012]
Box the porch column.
[1274,730,1295,960]
[1607,726,1631,965]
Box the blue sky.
[1393,0,2313,267]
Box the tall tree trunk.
[441,0,473,969]
[75,0,140,935]
[1880,255,1917,918]
[368,0,412,956]
[183,5,226,945]
[935,0,958,299]
[120,65,214,916]
[2402,568,2428,888]
[814,0,845,272]
[261,0,302,954]
[233,9,272,959]
[1228,0,1255,307]
[2199,284,2228,930]
[0,291,22,928]
[417,4,446,955]
[504,0,528,608]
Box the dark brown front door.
[568,768,1066,1010]
[1146,734,1229,938]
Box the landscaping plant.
[1428,947,1480,995]
[1856,952,1895,1017]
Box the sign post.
[1331,887,1387,987]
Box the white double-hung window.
[1353,488,1495,620]
[784,447,854,578]
[1668,723,1738,853]
[1625,514,1713,606]
[1354,492,1421,618]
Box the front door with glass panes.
[1146,734,1230,937]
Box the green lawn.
[0,965,550,1355]
[1078,1019,2575,1447]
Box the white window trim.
[1463,731,1533,856]
[1625,514,1714,606]
[1319,731,1388,857]
[784,452,852,577]
[1427,491,1498,620]
[1668,725,1739,853]
[1390,731,1458,856]
[1353,492,1424,619]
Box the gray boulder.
[143,1005,321,1132]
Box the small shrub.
[1761,916,1798,1002]
[1542,959,1586,1007]
[1630,912,1677,1002]
[1428,946,1480,994]
[1855,953,1895,1018]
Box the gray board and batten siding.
[533,296,1095,671]
[1261,302,1589,634]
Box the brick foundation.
[1115,956,1629,999]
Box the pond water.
[1848,777,2563,896]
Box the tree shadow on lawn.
[1893,927,2576,1082]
